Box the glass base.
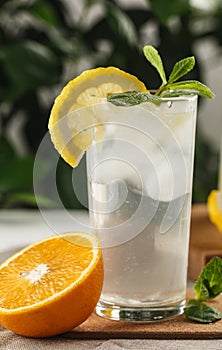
[95,300,185,322]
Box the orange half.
[0,232,103,338]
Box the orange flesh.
[0,237,94,309]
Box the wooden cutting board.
[188,204,222,280]
[64,290,222,340]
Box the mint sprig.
[143,45,214,99]
[107,45,214,106]
[184,257,222,323]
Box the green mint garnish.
[184,299,222,324]
[164,81,214,99]
[168,57,195,84]
[107,91,161,106]
[194,256,222,301]
[143,45,167,87]
[184,257,222,324]
[108,45,214,106]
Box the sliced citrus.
[0,232,103,338]
[48,67,147,167]
[207,190,222,232]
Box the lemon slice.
[48,67,147,167]
[207,190,222,232]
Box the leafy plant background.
[0,0,220,208]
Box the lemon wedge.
[207,190,222,232]
[48,67,147,167]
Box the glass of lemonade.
[86,94,198,322]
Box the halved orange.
[207,190,222,232]
[0,232,103,338]
[48,67,147,167]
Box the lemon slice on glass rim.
[48,67,147,167]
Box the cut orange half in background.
[0,232,103,338]
[207,190,222,232]
[48,67,147,167]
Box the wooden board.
[188,204,222,280]
[64,291,222,340]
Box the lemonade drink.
[87,96,197,321]
[48,45,213,322]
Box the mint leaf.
[163,80,214,99]
[107,91,161,106]
[168,56,195,84]
[184,299,222,324]
[194,256,222,301]
[159,89,199,98]
[185,257,222,324]
[143,45,167,85]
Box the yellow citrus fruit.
[207,190,222,232]
[0,232,103,338]
[48,67,147,167]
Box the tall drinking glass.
[87,95,198,322]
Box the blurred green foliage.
[0,0,221,208]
